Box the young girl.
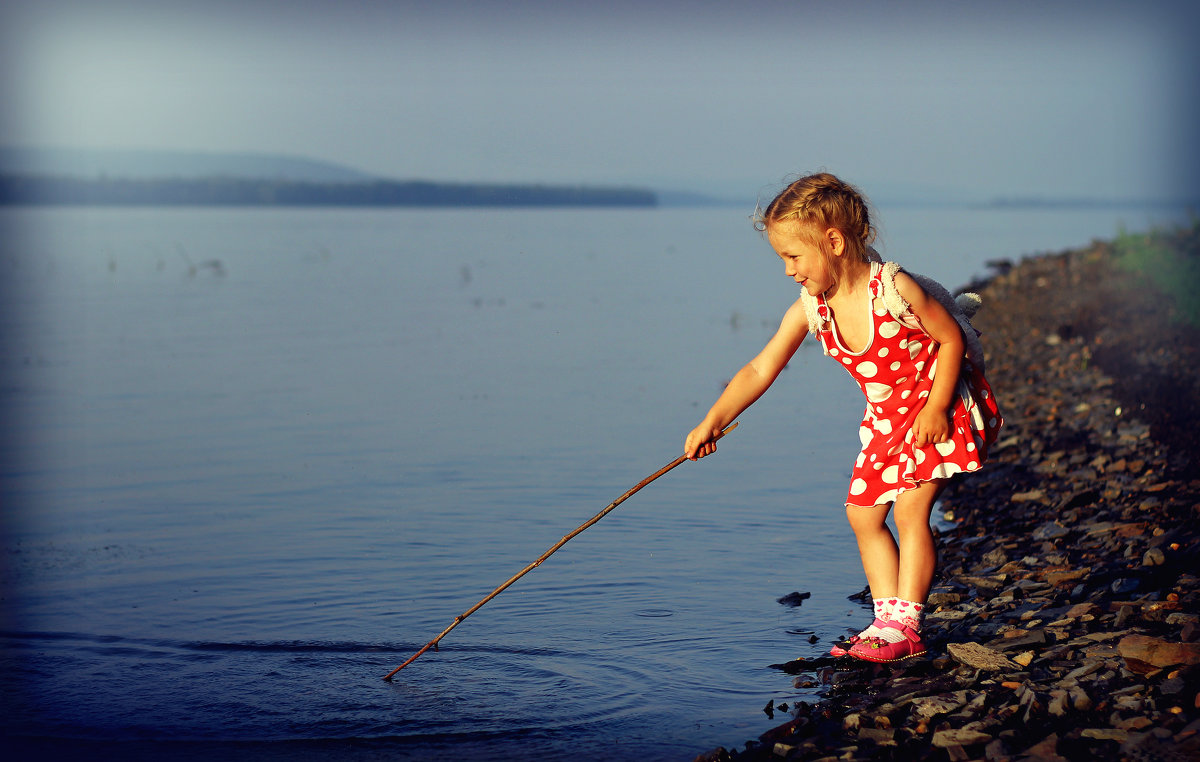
[684,173,1002,663]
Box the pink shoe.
[830,618,888,657]
[848,620,927,663]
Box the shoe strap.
[882,619,922,643]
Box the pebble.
[693,241,1200,761]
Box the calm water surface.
[0,204,1187,758]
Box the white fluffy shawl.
[800,258,987,372]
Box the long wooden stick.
[382,422,738,680]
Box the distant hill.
[0,147,381,183]
[0,147,657,208]
[982,195,1192,210]
[0,175,657,208]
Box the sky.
[1,0,1197,202]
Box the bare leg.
[845,502,898,601]
[893,480,947,604]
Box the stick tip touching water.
[380,421,739,680]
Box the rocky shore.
[696,236,1200,761]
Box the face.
[767,220,834,296]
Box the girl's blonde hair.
[753,172,877,287]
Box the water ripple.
[2,628,668,747]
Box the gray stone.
[1031,521,1069,540]
[1020,732,1063,760]
[928,609,970,622]
[1081,520,1117,535]
[956,574,1008,592]
[932,728,994,747]
[1047,690,1069,716]
[1062,660,1102,681]
[1082,728,1129,741]
[910,694,967,718]
[984,738,1010,761]
[1142,547,1165,566]
[981,548,1008,567]
[989,630,1048,651]
[928,591,963,607]
[856,727,895,745]
[1115,605,1136,628]
[947,642,1017,671]
[1110,578,1140,595]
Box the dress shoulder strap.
[876,261,988,371]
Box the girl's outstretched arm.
[894,273,965,448]
[685,298,809,460]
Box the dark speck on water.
[776,591,811,608]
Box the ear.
[825,228,846,257]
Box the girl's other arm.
[685,298,809,460]
[894,273,964,447]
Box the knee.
[846,504,890,533]
[893,503,933,535]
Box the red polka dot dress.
[815,263,1003,508]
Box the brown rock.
[1045,569,1087,587]
[1118,634,1200,672]
[1047,690,1069,717]
[1070,687,1092,711]
[1082,728,1129,741]
[1020,732,1066,761]
[1066,602,1100,618]
[1012,489,1047,502]
[1116,716,1153,731]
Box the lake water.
[0,202,1188,759]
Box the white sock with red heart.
[873,597,890,621]
[893,599,925,632]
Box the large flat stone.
[946,642,1016,671]
[1118,634,1200,671]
